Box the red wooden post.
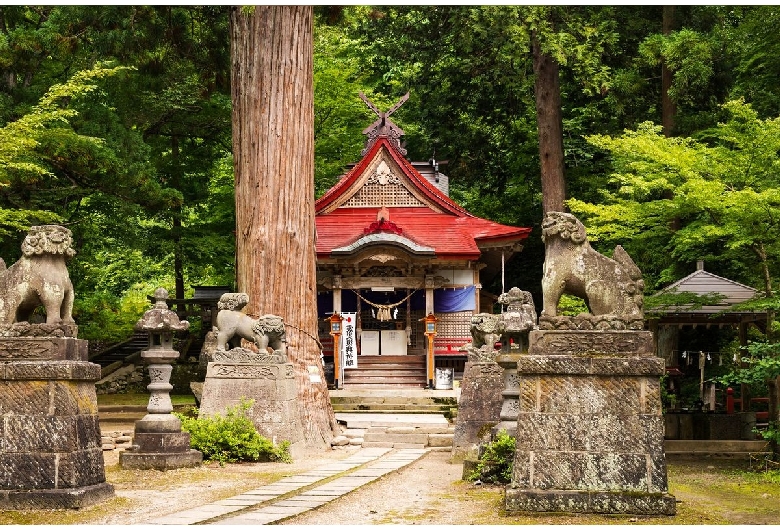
[726,387,734,414]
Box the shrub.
[175,399,291,465]
[467,429,516,484]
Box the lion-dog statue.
[497,287,537,350]
[541,212,644,319]
[0,225,76,326]
[214,292,287,356]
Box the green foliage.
[176,399,291,465]
[570,100,780,292]
[645,290,726,317]
[467,429,516,484]
[717,341,780,388]
[556,294,589,316]
[73,283,164,343]
[639,29,714,106]
[760,421,780,447]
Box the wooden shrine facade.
[314,94,531,387]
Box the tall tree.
[230,5,336,449]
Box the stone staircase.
[331,394,457,417]
[342,355,427,387]
[332,413,455,450]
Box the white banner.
[341,313,357,369]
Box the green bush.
[467,429,516,484]
[175,399,291,465]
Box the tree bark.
[230,5,337,448]
[661,6,676,137]
[532,34,566,214]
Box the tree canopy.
[3,5,780,346]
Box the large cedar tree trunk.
[230,5,337,448]
[532,35,566,214]
[661,6,676,137]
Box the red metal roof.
[315,137,531,259]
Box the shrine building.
[315,94,531,388]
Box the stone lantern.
[119,287,203,470]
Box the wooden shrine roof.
[649,264,765,325]
[315,137,531,260]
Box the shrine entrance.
[314,92,531,389]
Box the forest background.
[2,5,780,426]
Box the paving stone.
[364,432,429,444]
[427,433,454,447]
[213,498,261,506]
[272,498,329,508]
[215,512,281,525]
[361,441,395,448]
[252,504,308,515]
[290,494,340,502]
[348,468,390,477]
[393,442,427,449]
[275,477,319,485]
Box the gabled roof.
[315,138,530,260]
[653,266,759,315]
[315,137,469,216]
[658,268,757,308]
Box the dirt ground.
[1,442,779,526]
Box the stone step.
[343,369,427,377]
[331,396,457,406]
[341,381,427,388]
[332,403,447,412]
[332,408,446,415]
[342,375,426,383]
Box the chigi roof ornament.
[360,91,409,156]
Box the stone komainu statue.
[541,211,644,320]
[497,287,537,332]
[497,287,537,350]
[0,225,76,326]
[214,292,287,355]
[469,313,506,350]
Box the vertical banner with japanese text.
[341,312,357,369]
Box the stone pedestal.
[0,337,114,509]
[505,330,676,515]
[493,353,522,438]
[119,355,203,470]
[198,359,304,450]
[452,361,504,461]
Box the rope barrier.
[350,289,419,321]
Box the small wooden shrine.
[315,93,531,387]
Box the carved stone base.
[505,488,677,515]
[198,361,304,451]
[0,482,115,510]
[528,329,654,356]
[452,361,504,461]
[120,429,203,471]
[0,344,114,509]
[506,330,674,515]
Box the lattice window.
[344,181,424,208]
[435,311,473,339]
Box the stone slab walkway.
[146,447,428,525]
[336,412,450,429]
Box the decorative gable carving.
[343,156,425,209]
